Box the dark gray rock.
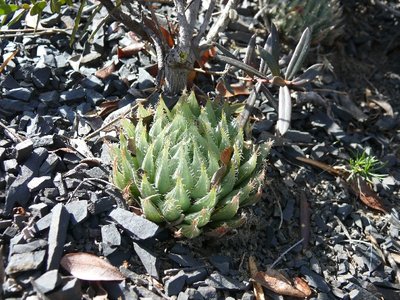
[88,194,115,214]
[168,253,201,268]
[5,250,46,274]
[47,277,82,300]
[300,266,330,293]
[241,291,255,300]
[47,204,69,270]
[1,74,19,89]
[4,147,48,214]
[84,166,108,179]
[32,66,52,88]
[185,268,208,285]
[135,286,163,300]
[29,203,49,218]
[101,223,121,255]
[209,256,232,275]
[32,269,62,294]
[178,288,204,300]
[6,87,32,102]
[39,91,59,107]
[65,200,89,225]
[285,129,313,143]
[337,203,353,220]
[39,152,60,175]
[197,286,218,300]
[165,271,187,296]
[15,139,33,162]
[60,88,86,103]
[205,272,247,291]
[11,239,47,255]
[27,176,53,192]
[85,88,104,105]
[136,68,154,89]
[80,75,104,92]
[109,208,159,240]
[0,99,29,114]
[32,134,55,148]
[133,242,159,279]
[2,159,18,173]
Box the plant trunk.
[164,46,195,96]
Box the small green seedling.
[347,151,387,184]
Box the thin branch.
[270,239,304,269]
[174,0,191,48]
[204,0,238,45]
[193,0,216,46]
[0,120,24,143]
[185,0,201,34]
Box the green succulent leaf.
[257,46,280,77]
[141,196,164,223]
[211,193,240,222]
[277,86,292,135]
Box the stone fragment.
[88,194,115,214]
[165,271,187,296]
[300,266,330,293]
[5,250,46,274]
[84,167,108,179]
[101,223,121,256]
[32,135,55,148]
[65,200,89,225]
[135,286,163,300]
[109,208,159,240]
[11,239,47,255]
[133,242,158,278]
[85,88,104,105]
[0,99,28,114]
[47,277,82,299]
[2,159,18,173]
[32,269,62,294]
[205,272,247,291]
[81,75,104,91]
[39,153,60,175]
[5,147,48,214]
[60,88,86,103]
[39,91,59,107]
[209,256,232,275]
[1,73,19,89]
[47,204,69,270]
[197,286,217,300]
[15,139,33,162]
[29,203,49,218]
[337,203,353,220]
[28,176,53,192]
[32,66,51,88]
[6,87,32,102]
[185,268,208,285]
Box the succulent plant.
[265,0,343,44]
[111,92,270,238]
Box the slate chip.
[65,200,89,225]
[185,268,208,285]
[39,91,59,107]
[168,253,201,268]
[47,204,69,270]
[300,266,331,293]
[32,66,52,88]
[5,250,46,274]
[32,269,62,294]
[209,256,232,275]
[109,208,160,240]
[165,271,188,296]
[6,87,32,102]
[60,88,86,103]
[205,272,247,291]
[133,242,159,279]
[2,159,18,174]
[47,277,82,299]
[101,223,121,256]
[88,194,115,214]
[11,239,47,255]
[27,176,53,192]
[197,286,218,300]
[15,139,33,162]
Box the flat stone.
[109,208,159,240]
[0,99,29,114]
[300,266,330,293]
[5,147,48,214]
[85,88,104,105]
[337,203,353,220]
[205,272,247,291]
[39,153,60,175]
[1,74,19,89]
[6,87,33,102]
[133,242,159,279]
[32,269,62,294]
[185,268,208,285]
[65,200,89,225]
[15,139,33,162]
[136,68,154,90]
[209,256,232,275]
[32,66,51,88]
[29,203,49,218]
[47,204,69,270]
[60,88,86,103]
[47,277,82,299]
[39,91,59,107]
[101,223,121,256]
[11,239,47,255]
[33,212,53,232]
[165,271,188,296]
[27,176,53,192]
[197,286,217,300]
[5,250,46,274]
[2,159,18,173]
[80,75,104,92]
[168,253,201,268]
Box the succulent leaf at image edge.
[111,92,271,238]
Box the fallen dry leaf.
[0,49,19,74]
[117,42,145,59]
[253,270,310,298]
[248,256,265,300]
[293,277,312,297]
[348,176,388,214]
[216,81,251,98]
[60,253,125,281]
[220,147,233,166]
[95,62,116,79]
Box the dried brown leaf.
[216,81,250,98]
[348,176,388,213]
[96,62,116,80]
[117,42,145,59]
[220,147,233,166]
[253,270,309,298]
[60,253,125,281]
[293,277,312,297]
[248,256,266,300]
[0,49,19,74]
